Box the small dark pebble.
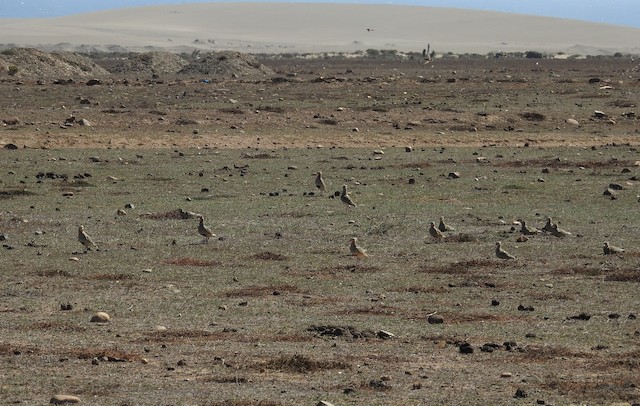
[459,342,474,354]
[491,299,500,306]
[514,388,527,398]
[568,313,591,321]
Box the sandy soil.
[1,55,639,150]
[1,3,640,55]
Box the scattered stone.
[427,314,444,324]
[567,313,591,321]
[405,146,413,152]
[593,110,607,118]
[90,311,111,323]
[514,388,528,398]
[0,234,6,241]
[86,79,101,86]
[373,149,384,155]
[501,372,513,378]
[458,342,474,354]
[3,143,19,150]
[69,257,79,261]
[448,172,460,179]
[491,299,500,306]
[609,183,625,190]
[603,188,617,198]
[566,118,579,126]
[408,178,416,184]
[2,117,20,125]
[60,303,73,311]
[316,402,335,406]
[124,203,135,209]
[50,394,81,404]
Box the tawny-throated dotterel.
[429,221,445,240]
[197,216,215,243]
[438,216,455,232]
[495,241,515,260]
[314,171,326,192]
[349,237,368,258]
[340,184,357,208]
[78,225,97,251]
[603,241,625,255]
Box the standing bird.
[550,223,571,238]
[78,225,97,251]
[438,216,455,232]
[429,221,445,240]
[542,217,556,233]
[519,220,541,235]
[349,237,368,258]
[603,241,625,255]
[340,184,357,208]
[314,171,326,192]
[495,241,515,260]
[197,216,215,244]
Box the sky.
[1,0,638,28]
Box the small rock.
[90,312,111,323]
[427,314,444,324]
[316,402,335,406]
[491,299,500,306]
[448,172,460,179]
[514,388,527,398]
[609,183,625,190]
[3,143,18,150]
[566,118,579,126]
[124,203,135,209]
[405,146,413,152]
[373,149,385,155]
[459,342,474,354]
[501,372,513,378]
[50,394,81,404]
[116,209,127,216]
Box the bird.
[350,237,368,258]
[340,185,357,208]
[438,216,455,232]
[314,171,326,192]
[542,217,556,233]
[603,241,625,255]
[429,221,445,240]
[495,241,515,260]
[519,220,541,235]
[197,216,215,243]
[78,225,97,251]
[550,223,571,238]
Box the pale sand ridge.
[1,3,639,55]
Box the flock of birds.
[76,170,627,261]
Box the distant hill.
[1,3,639,55]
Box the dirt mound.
[107,51,189,75]
[0,48,108,78]
[178,51,274,77]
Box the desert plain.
[1,3,640,406]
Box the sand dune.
[1,3,639,55]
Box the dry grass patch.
[141,208,195,220]
[250,251,289,261]
[141,329,228,343]
[0,342,39,355]
[224,284,302,298]
[540,375,639,402]
[257,353,350,373]
[551,266,602,277]
[89,273,134,281]
[66,347,142,362]
[26,321,86,333]
[519,345,590,362]
[336,304,400,316]
[36,269,72,278]
[164,257,221,267]
[495,158,633,169]
[205,401,284,406]
[441,312,519,324]
[0,188,36,198]
[604,270,640,282]
[421,259,508,275]
[200,375,249,384]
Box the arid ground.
[1,51,640,405]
